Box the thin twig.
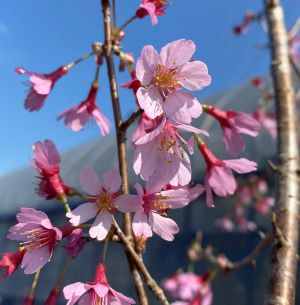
[101,1,149,304]
[112,216,170,305]
[120,108,143,131]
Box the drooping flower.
[135,39,211,124]
[57,83,110,136]
[133,116,208,187]
[7,208,62,274]
[232,11,258,35]
[121,70,142,102]
[253,109,277,139]
[162,272,213,305]
[197,141,257,207]
[63,228,87,259]
[32,140,70,201]
[132,182,190,241]
[119,52,135,72]
[66,167,142,241]
[203,105,261,156]
[15,66,68,112]
[0,248,26,279]
[136,0,170,25]
[255,197,275,215]
[63,263,135,305]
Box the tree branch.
[101,1,149,304]
[112,217,170,305]
[264,1,300,305]
[120,108,143,132]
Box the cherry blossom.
[203,105,261,156]
[0,248,26,279]
[63,228,87,259]
[253,109,277,139]
[136,0,170,25]
[15,66,68,112]
[198,141,257,207]
[66,167,142,241]
[132,182,190,241]
[63,263,135,305]
[57,83,110,136]
[133,116,208,187]
[7,208,62,274]
[32,140,70,201]
[135,39,211,123]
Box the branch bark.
[100,2,149,305]
[264,1,300,305]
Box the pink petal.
[134,116,166,145]
[149,213,179,241]
[29,74,52,95]
[17,207,48,224]
[110,288,136,305]
[93,284,109,298]
[33,139,60,168]
[177,61,211,91]
[136,45,159,85]
[160,39,196,67]
[136,86,164,119]
[132,211,153,238]
[208,166,236,196]
[224,159,257,173]
[78,291,93,305]
[102,170,122,193]
[114,194,143,213]
[66,202,98,226]
[204,177,215,208]
[78,167,102,195]
[63,282,90,305]
[159,189,190,208]
[140,3,158,25]
[169,150,192,187]
[25,89,47,112]
[134,182,145,199]
[231,112,261,136]
[188,184,205,202]
[92,108,111,136]
[21,247,51,274]
[222,127,245,157]
[174,122,209,136]
[89,210,112,241]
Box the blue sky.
[0,0,299,175]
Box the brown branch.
[120,108,143,132]
[112,217,170,305]
[289,55,300,82]
[101,1,149,304]
[264,1,300,305]
[200,232,272,272]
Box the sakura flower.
[119,52,135,72]
[253,109,277,139]
[163,272,213,305]
[198,141,257,207]
[58,83,110,136]
[232,11,258,35]
[63,228,87,259]
[251,77,265,90]
[215,216,235,232]
[15,66,68,112]
[203,105,261,156]
[235,205,257,232]
[165,184,205,203]
[132,112,154,144]
[63,263,135,305]
[0,248,26,279]
[136,0,170,25]
[66,167,142,241]
[136,39,211,124]
[121,70,141,102]
[7,208,62,274]
[132,182,190,241]
[133,116,208,187]
[32,140,70,201]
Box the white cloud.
[0,22,9,34]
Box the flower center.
[143,194,171,215]
[153,65,180,92]
[21,227,56,251]
[96,192,112,208]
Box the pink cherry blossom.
[136,0,170,25]
[235,205,257,232]
[63,263,135,305]
[162,272,213,305]
[165,184,205,203]
[133,116,208,187]
[135,39,211,123]
[255,197,275,215]
[232,11,257,35]
[58,83,110,136]
[15,66,68,112]
[32,140,70,201]
[132,182,190,241]
[121,70,142,103]
[66,167,142,241]
[203,105,261,156]
[0,248,26,279]
[253,109,277,139]
[198,142,257,207]
[215,216,235,232]
[7,208,62,274]
[132,112,154,144]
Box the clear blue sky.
[0,0,299,175]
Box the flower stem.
[118,15,137,33]
[66,52,94,69]
[29,269,41,296]
[101,236,109,263]
[56,259,72,286]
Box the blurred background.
[0,0,300,304]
